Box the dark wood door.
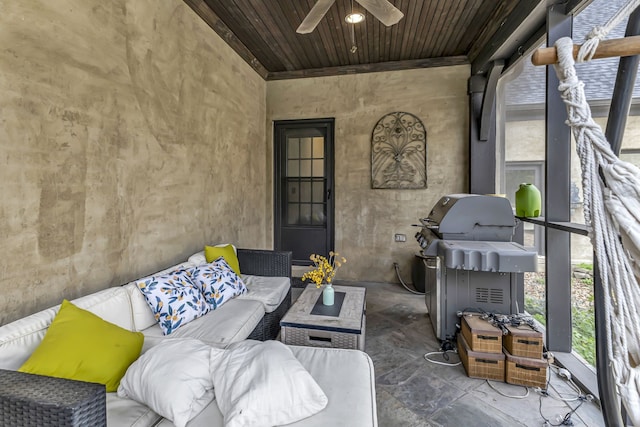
[274,119,334,265]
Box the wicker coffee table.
[280,284,366,350]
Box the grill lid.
[425,194,516,241]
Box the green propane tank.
[515,183,541,217]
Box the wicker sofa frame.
[237,248,292,341]
[0,369,107,426]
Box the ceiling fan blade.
[355,0,404,26]
[297,0,336,34]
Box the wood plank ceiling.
[185,0,531,80]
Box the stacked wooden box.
[458,314,547,388]
[457,314,505,381]
[502,324,547,388]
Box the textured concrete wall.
[267,66,469,282]
[0,0,266,324]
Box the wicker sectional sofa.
[0,248,378,427]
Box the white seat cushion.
[106,393,162,427]
[141,299,265,349]
[285,346,378,427]
[155,346,377,427]
[238,275,290,313]
[155,399,224,427]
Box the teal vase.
[323,283,334,306]
[515,183,541,217]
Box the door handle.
[327,188,332,200]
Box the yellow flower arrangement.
[301,251,347,288]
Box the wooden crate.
[457,333,505,381]
[504,348,548,388]
[504,324,543,359]
[460,313,502,353]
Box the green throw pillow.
[205,244,241,276]
[19,299,144,392]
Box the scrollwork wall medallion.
[371,112,427,189]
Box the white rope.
[553,33,640,426]
[577,0,640,62]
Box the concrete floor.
[293,281,605,427]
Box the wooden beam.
[469,0,527,74]
[183,0,269,79]
[532,35,640,65]
[266,55,468,80]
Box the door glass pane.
[300,181,312,202]
[300,138,312,158]
[287,204,299,225]
[300,160,312,177]
[312,181,324,202]
[312,204,325,225]
[287,160,299,177]
[300,204,311,224]
[312,137,324,158]
[288,138,299,159]
[287,181,299,202]
[312,159,324,177]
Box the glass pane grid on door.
[286,178,326,226]
[286,136,326,226]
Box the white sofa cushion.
[187,251,207,266]
[155,398,224,427]
[0,307,58,370]
[0,287,133,371]
[238,275,290,313]
[124,262,195,331]
[72,286,135,331]
[155,345,378,427]
[107,393,162,427]
[210,340,328,427]
[141,299,265,349]
[285,346,378,427]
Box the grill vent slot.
[475,288,504,304]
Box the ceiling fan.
[296,0,404,34]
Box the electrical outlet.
[394,233,406,242]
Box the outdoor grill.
[413,194,537,340]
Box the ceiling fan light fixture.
[345,12,365,24]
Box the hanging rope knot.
[578,38,600,62]
[586,25,607,42]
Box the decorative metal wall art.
[371,111,427,189]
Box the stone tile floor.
[295,281,605,427]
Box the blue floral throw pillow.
[136,270,210,335]
[188,258,247,310]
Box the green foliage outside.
[525,294,596,366]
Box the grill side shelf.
[437,240,538,273]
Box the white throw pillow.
[117,339,214,427]
[210,340,328,427]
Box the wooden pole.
[531,35,640,65]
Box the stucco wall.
[0,1,267,324]
[267,66,470,282]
